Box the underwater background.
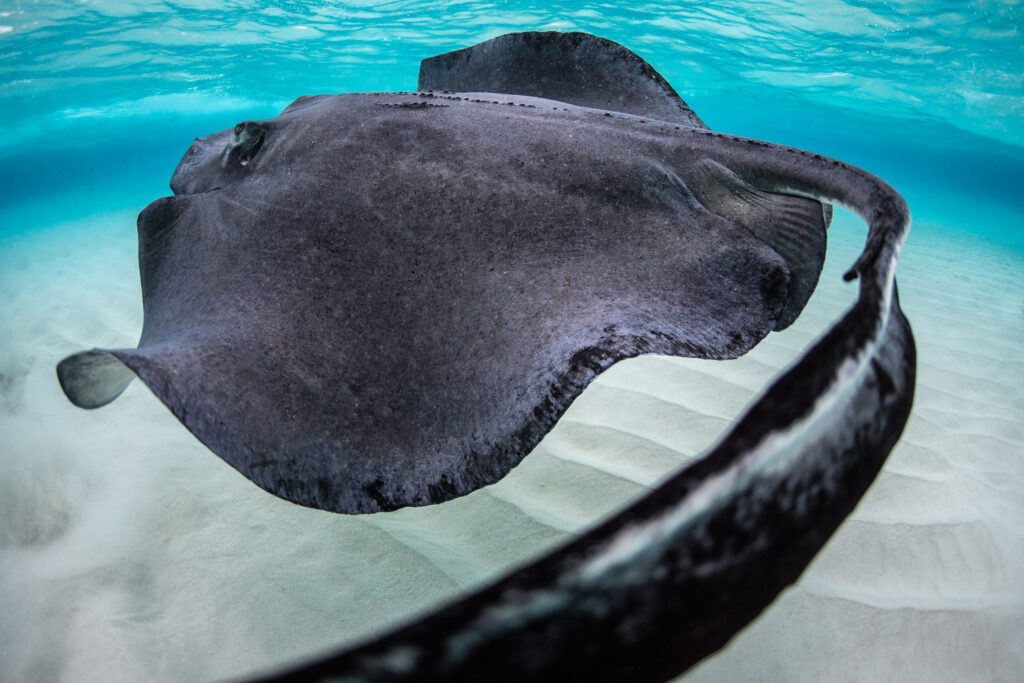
[1,1,1021,681]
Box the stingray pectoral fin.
[688,158,828,330]
[56,349,136,409]
[418,31,707,127]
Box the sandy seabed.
[0,201,1021,682]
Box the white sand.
[0,202,1021,681]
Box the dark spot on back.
[362,478,391,509]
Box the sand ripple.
[1,208,1021,681]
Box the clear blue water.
[1,2,1023,681]
[1,0,1022,247]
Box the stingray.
[57,32,915,681]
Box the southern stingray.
[57,32,915,682]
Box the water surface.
[1,2,1022,681]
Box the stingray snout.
[170,130,230,194]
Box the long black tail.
[249,140,916,682]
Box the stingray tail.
[251,145,916,680]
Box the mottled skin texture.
[257,290,915,683]
[57,32,915,681]
[249,36,914,683]
[59,34,829,515]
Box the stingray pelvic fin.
[56,349,136,409]
[417,31,707,128]
[688,158,829,330]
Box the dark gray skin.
[244,34,914,683]
[58,32,830,515]
[58,33,915,681]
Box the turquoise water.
[1,0,1022,242]
[1,2,1023,682]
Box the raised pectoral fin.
[419,31,707,127]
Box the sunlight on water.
[1,2,1022,682]
[1,0,1021,241]
[2,2,1023,137]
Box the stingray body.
[58,32,915,682]
[59,33,831,515]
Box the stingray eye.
[231,121,266,166]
